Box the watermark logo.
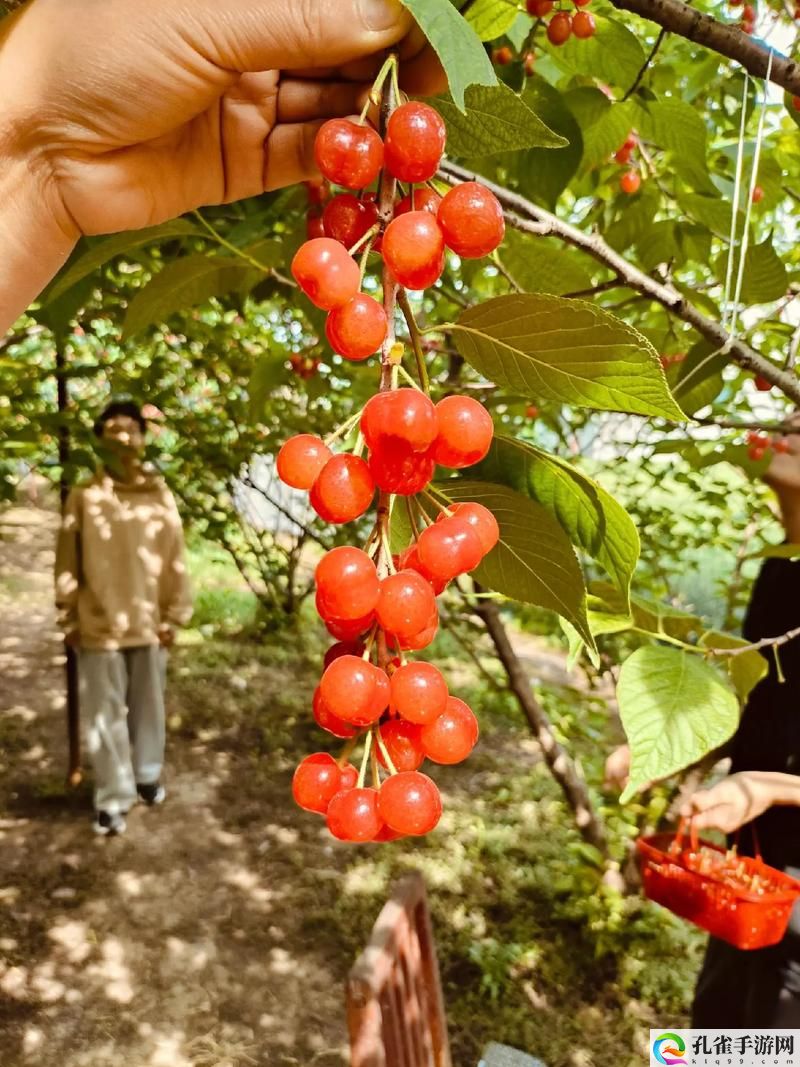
[652,1032,688,1066]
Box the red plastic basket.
[637,819,800,949]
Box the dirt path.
[0,507,351,1067]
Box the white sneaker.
[93,811,127,836]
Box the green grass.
[185,536,260,635]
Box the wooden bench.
[346,873,545,1067]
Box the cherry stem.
[405,496,422,540]
[422,487,453,517]
[362,622,379,659]
[370,743,381,790]
[396,364,426,393]
[337,733,361,768]
[324,407,363,447]
[397,289,430,393]
[358,236,376,284]
[359,54,397,125]
[357,729,373,789]
[349,224,380,258]
[375,727,400,777]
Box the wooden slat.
[346,873,452,1067]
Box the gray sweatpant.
[79,645,167,814]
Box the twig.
[706,624,800,658]
[438,160,800,404]
[623,26,668,100]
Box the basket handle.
[670,815,699,856]
[733,819,763,863]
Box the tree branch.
[706,623,800,658]
[609,0,800,96]
[471,587,608,855]
[438,160,800,405]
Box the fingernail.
[360,0,406,30]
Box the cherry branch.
[438,160,800,406]
[706,624,800,658]
[609,0,800,96]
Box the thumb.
[196,0,414,74]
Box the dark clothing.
[692,557,800,1026]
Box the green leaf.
[564,89,635,170]
[507,12,533,50]
[438,480,593,645]
[514,77,584,208]
[672,339,726,417]
[632,97,716,195]
[123,253,266,339]
[678,192,739,240]
[699,631,768,704]
[432,83,565,156]
[464,0,520,40]
[389,497,415,556]
[471,435,640,604]
[399,0,497,111]
[591,581,705,642]
[450,293,685,419]
[618,647,739,802]
[44,220,203,305]
[546,17,646,90]
[714,238,788,305]
[498,229,592,295]
[635,222,680,273]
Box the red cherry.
[378,772,442,836]
[377,720,425,772]
[527,0,554,14]
[614,146,632,165]
[368,440,436,495]
[276,434,332,490]
[327,787,383,842]
[420,696,479,765]
[291,238,360,310]
[438,183,505,260]
[373,825,405,842]
[384,102,446,184]
[324,611,375,641]
[389,662,449,725]
[292,753,343,813]
[755,375,773,391]
[305,179,329,206]
[417,516,484,581]
[492,45,514,64]
[526,404,539,419]
[314,119,383,189]
[742,3,755,16]
[620,171,641,195]
[310,455,374,524]
[748,445,767,461]
[306,211,326,239]
[774,438,791,454]
[376,571,437,642]
[793,96,800,111]
[339,763,359,791]
[741,19,754,33]
[432,395,494,469]
[316,547,380,621]
[313,686,357,738]
[319,655,381,726]
[523,52,536,76]
[322,193,379,248]
[397,614,439,652]
[383,212,446,290]
[752,185,764,204]
[623,134,637,150]
[397,544,448,595]
[441,502,499,555]
[547,12,573,44]
[361,389,438,454]
[323,641,365,669]
[326,295,387,362]
[370,665,391,721]
[395,188,442,218]
[572,10,596,36]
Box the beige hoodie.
[55,468,193,650]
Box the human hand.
[604,743,631,791]
[764,414,800,494]
[680,771,781,834]
[158,624,176,649]
[0,0,442,240]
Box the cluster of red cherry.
[746,430,789,461]
[613,133,641,196]
[278,90,504,843]
[729,0,757,33]
[529,0,597,43]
